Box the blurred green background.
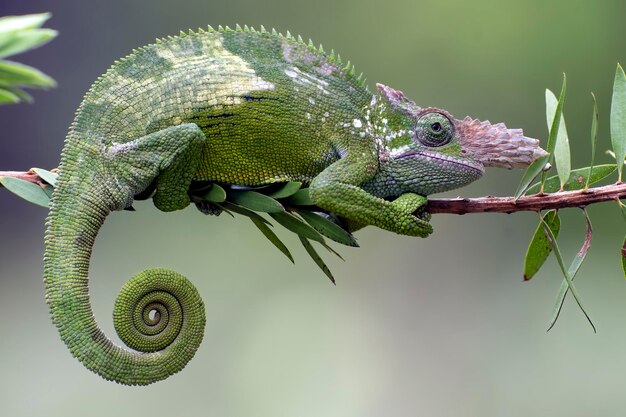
[2,0,626,416]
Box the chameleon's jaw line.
[395,149,485,176]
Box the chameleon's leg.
[45,123,209,385]
[309,154,432,237]
[109,123,206,211]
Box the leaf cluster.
[519,65,626,331]
[0,13,57,104]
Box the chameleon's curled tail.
[43,159,206,385]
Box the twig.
[426,183,626,214]
[0,170,45,185]
[2,169,626,215]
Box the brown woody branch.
[426,183,626,214]
[0,170,45,185]
[2,169,625,214]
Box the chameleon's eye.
[415,112,454,147]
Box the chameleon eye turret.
[415,111,454,147]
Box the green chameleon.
[43,25,546,385]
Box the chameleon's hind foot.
[194,201,223,216]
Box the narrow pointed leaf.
[268,181,302,199]
[0,13,51,33]
[32,167,57,186]
[0,84,32,102]
[299,237,336,284]
[0,59,56,88]
[218,201,270,225]
[525,164,616,194]
[249,217,294,263]
[540,216,595,332]
[514,155,549,199]
[0,176,50,207]
[0,86,20,103]
[198,183,226,203]
[515,76,563,199]
[269,211,325,243]
[296,209,358,247]
[585,93,599,190]
[0,28,57,59]
[545,89,571,189]
[611,64,626,181]
[228,190,284,213]
[548,210,593,331]
[524,210,560,281]
[283,188,315,206]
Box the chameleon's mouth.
[396,149,485,176]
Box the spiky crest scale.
[93,25,368,97]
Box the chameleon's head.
[375,83,547,195]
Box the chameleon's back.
[70,27,373,186]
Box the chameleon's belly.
[193,120,339,186]
[183,97,342,186]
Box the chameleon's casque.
[43,25,546,385]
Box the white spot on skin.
[284,66,331,94]
[309,97,316,105]
[353,119,362,128]
[306,113,312,119]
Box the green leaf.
[0,13,51,33]
[0,86,20,103]
[198,183,226,203]
[545,89,571,190]
[548,209,593,331]
[228,190,284,213]
[0,84,32,103]
[0,28,57,59]
[217,201,270,225]
[296,210,358,247]
[268,181,302,199]
[0,59,56,88]
[545,75,567,157]
[249,217,294,263]
[611,63,626,181]
[520,74,566,197]
[539,215,595,332]
[32,167,57,186]
[524,210,560,281]
[299,237,336,284]
[525,164,616,194]
[269,211,325,243]
[585,93,599,190]
[282,188,315,206]
[0,176,50,207]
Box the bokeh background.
[2,0,626,416]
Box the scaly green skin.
[44,26,544,385]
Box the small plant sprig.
[516,64,626,332]
[0,13,57,104]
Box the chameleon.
[43,25,547,385]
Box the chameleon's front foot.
[387,193,432,237]
[310,178,432,238]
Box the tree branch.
[0,170,45,185]
[2,169,625,214]
[426,182,626,214]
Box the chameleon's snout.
[455,116,548,169]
